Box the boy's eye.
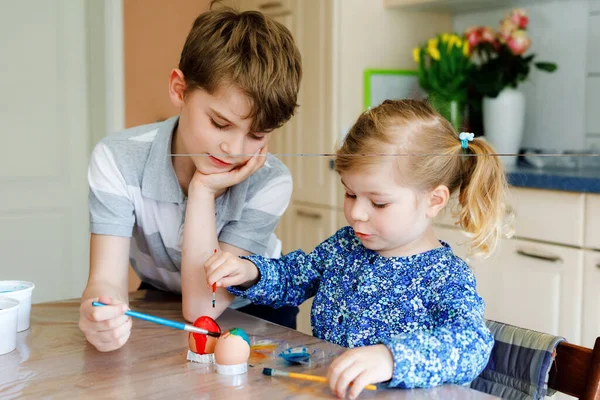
[372,202,388,209]
[248,132,266,140]
[345,193,356,199]
[210,119,228,129]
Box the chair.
[548,336,600,400]
[471,320,600,400]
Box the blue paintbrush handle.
[92,301,184,330]
[91,301,220,337]
[125,309,186,330]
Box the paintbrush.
[92,301,220,337]
[262,368,377,391]
[212,249,217,308]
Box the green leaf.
[535,62,558,72]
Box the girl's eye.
[372,202,388,209]
[345,193,356,199]
[248,132,266,140]
[210,119,227,130]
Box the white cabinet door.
[433,227,585,345]
[0,0,90,303]
[583,250,600,348]
[473,239,584,345]
[288,0,337,207]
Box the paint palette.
[278,347,311,365]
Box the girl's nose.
[351,202,369,222]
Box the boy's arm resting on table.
[82,234,131,304]
[182,160,293,321]
[181,189,233,321]
[381,271,494,389]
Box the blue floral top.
[228,226,494,388]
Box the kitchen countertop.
[506,164,600,194]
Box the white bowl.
[0,281,35,332]
[0,297,20,355]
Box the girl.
[205,100,511,398]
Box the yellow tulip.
[441,33,450,42]
[428,38,438,49]
[462,41,469,56]
[429,47,441,61]
[413,47,421,63]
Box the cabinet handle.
[257,1,283,10]
[297,210,322,219]
[516,249,562,263]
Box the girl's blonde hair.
[335,99,513,257]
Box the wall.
[453,0,590,152]
[586,0,600,149]
[123,0,211,128]
[336,1,452,145]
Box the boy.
[79,2,302,352]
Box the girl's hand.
[78,296,132,352]
[190,146,268,195]
[327,344,394,399]
[205,250,260,289]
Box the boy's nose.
[219,138,243,157]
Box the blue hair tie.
[459,132,474,149]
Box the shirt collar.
[141,116,185,204]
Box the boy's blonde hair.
[178,1,302,132]
[335,99,513,257]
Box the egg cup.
[215,362,248,375]
[186,350,215,364]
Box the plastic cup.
[0,297,20,355]
[0,281,35,332]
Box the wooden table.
[0,290,499,399]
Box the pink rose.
[465,26,499,50]
[509,8,529,29]
[500,19,518,43]
[507,30,531,55]
[465,26,482,48]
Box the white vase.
[482,88,526,167]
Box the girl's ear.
[426,185,450,219]
[169,69,187,108]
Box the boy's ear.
[169,69,187,107]
[426,185,450,219]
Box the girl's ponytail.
[458,138,514,257]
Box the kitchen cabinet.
[434,186,600,347]
[585,194,600,250]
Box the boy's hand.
[190,146,268,194]
[205,250,260,289]
[327,344,393,399]
[79,296,132,352]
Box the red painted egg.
[188,316,221,355]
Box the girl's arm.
[382,270,494,388]
[227,231,344,308]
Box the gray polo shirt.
[88,116,292,308]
